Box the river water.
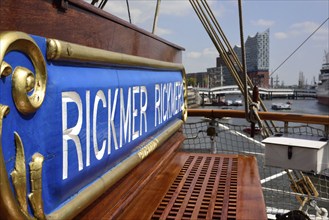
[261,98,328,115]
[199,98,328,115]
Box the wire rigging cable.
[152,0,162,34]
[271,17,329,76]
[237,0,249,121]
[189,0,275,136]
[98,0,108,9]
[126,0,132,24]
[91,0,132,23]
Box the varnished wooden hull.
[0,1,187,218]
[0,1,272,219]
[0,0,183,63]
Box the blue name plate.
[0,32,185,215]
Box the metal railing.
[182,109,329,219]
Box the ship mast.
[324,50,329,63]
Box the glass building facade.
[218,29,270,88]
[187,29,270,88]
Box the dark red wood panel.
[0,0,183,63]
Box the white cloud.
[291,21,328,41]
[274,20,328,42]
[102,1,130,19]
[208,1,228,19]
[291,21,319,34]
[161,1,191,16]
[203,47,218,56]
[252,19,275,27]
[274,32,288,40]
[187,51,202,59]
[94,1,156,26]
[156,27,172,36]
[187,47,218,59]
[130,7,151,24]
[184,47,218,73]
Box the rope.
[271,17,329,76]
[238,0,249,122]
[91,0,99,5]
[152,0,162,34]
[247,100,272,138]
[98,0,108,9]
[93,0,131,23]
[189,0,277,134]
[126,0,132,24]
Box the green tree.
[187,77,196,87]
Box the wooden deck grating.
[75,131,267,220]
[114,153,266,219]
[151,155,238,220]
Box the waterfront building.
[187,29,270,88]
[186,71,208,88]
[217,29,270,88]
[216,54,239,86]
[186,67,234,88]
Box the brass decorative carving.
[0,61,12,77]
[182,72,188,122]
[11,133,28,216]
[10,134,46,219]
[137,140,159,160]
[47,38,184,70]
[0,31,48,219]
[0,31,47,115]
[1,114,46,219]
[0,104,10,119]
[29,153,46,220]
[0,104,28,220]
[46,38,61,60]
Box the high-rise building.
[217,29,270,88]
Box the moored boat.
[232,99,243,106]
[271,103,291,110]
[225,99,233,106]
[317,51,329,106]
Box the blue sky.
[88,0,328,86]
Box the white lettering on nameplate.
[62,82,183,180]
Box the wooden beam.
[188,109,329,125]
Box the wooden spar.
[188,109,329,126]
[250,86,259,137]
[238,0,249,120]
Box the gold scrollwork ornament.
[11,132,28,217]
[0,31,47,115]
[10,133,46,220]
[0,61,12,77]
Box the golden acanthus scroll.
[0,31,47,220]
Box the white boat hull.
[317,80,329,106]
